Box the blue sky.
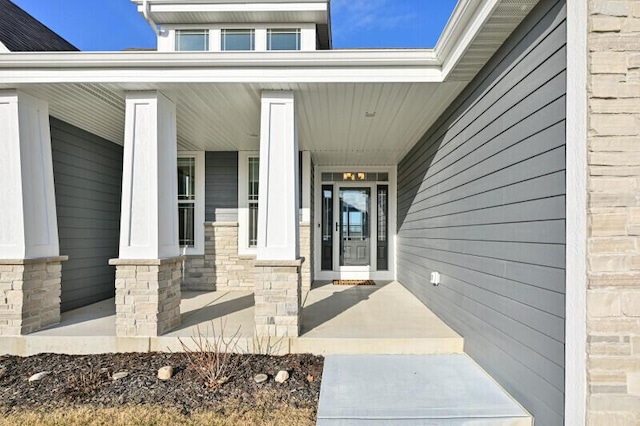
[12,0,458,51]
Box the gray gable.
[0,0,78,52]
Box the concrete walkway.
[317,354,532,426]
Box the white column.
[301,151,312,223]
[0,90,60,259]
[119,91,179,260]
[257,91,299,261]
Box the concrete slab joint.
[110,257,184,337]
[0,256,68,336]
[254,258,303,337]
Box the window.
[267,29,301,51]
[177,152,205,254]
[175,30,209,51]
[248,157,259,247]
[222,29,255,51]
[178,158,196,247]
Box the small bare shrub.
[179,319,249,389]
[67,368,109,396]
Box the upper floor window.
[267,28,301,51]
[221,29,255,51]
[175,30,209,51]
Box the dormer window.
[267,28,301,51]
[221,29,255,51]
[175,29,209,51]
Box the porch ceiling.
[11,80,467,166]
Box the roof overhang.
[0,0,543,165]
[131,0,330,24]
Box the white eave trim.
[0,50,442,84]
[0,0,537,85]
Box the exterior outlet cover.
[430,272,441,286]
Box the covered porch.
[0,75,468,342]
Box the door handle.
[336,222,339,232]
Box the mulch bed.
[0,353,323,416]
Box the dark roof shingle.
[0,0,78,52]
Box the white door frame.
[314,165,397,281]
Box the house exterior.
[0,0,639,424]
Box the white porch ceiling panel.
[15,81,467,166]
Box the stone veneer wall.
[112,258,182,337]
[299,223,311,291]
[588,1,640,423]
[0,257,66,335]
[183,222,313,292]
[182,223,254,291]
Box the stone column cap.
[0,255,69,265]
[205,222,239,228]
[254,257,305,267]
[109,256,186,266]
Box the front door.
[340,188,370,266]
[317,170,393,280]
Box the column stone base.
[110,257,184,337]
[0,256,68,336]
[254,259,303,337]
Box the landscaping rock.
[275,370,289,383]
[254,373,268,384]
[28,371,50,382]
[158,366,173,381]
[0,367,6,380]
[112,371,129,380]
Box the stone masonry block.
[588,290,623,318]
[622,292,640,316]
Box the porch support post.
[0,90,67,336]
[110,91,182,337]
[255,91,302,337]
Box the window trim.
[238,151,260,256]
[175,29,210,52]
[177,151,205,255]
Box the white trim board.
[565,0,587,424]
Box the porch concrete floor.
[294,281,463,355]
[0,281,462,356]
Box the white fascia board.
[436,0,501,79]
[0,50,442,84]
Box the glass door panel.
[321,185,333,271]
[339,188,371,266]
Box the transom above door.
[315,169,396,281]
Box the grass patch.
[0,404,315,426]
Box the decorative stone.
[28,371,50,382]
[158,366,173,381]
[0,367,6,380]
[112,371,129,380]
[254,373,268,384]
[275,370,290,383]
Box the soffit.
[12,81,466,166]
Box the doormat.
[332,280,376,286]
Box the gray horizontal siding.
[396,1,567,425]
[205,151,239,222]
[50,117,123,312]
